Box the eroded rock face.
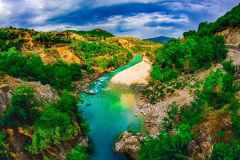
[0,84,12,112]
[0,75,86,160]
[115,131,145,160]
[217,27,240,45]
[1,75,58,103]
[188,110,233,159]
[6,125,88,160]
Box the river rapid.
[80,55,143,160]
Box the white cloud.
[25,0,84,24]
[0,0,239,38]
[32,12,189,38]
[92,0,162,7]
[0,0,13,22]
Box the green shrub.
[32,32,70,44]
[199,69,234,110]
[222,60,236,74]
[151,65,178,82]
[0,48,82,90]
[27,106,78,154]
[211,139,240,160]
[139,124,192,160]
[231,110,240,137]
[151,35,227,81]
[161,102,178,132]
[67,145,89,160]
[0,132,11,160]
[3,85,39,127]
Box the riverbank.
[110,58,152,86]
[80,55,143,160]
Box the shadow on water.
[79,55,143,160]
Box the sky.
[0,0,239,38]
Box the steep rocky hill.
[0,27,161,160]
[115,3,240,160]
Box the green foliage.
[27,106,78,154]
[139,124,192,160]
[0,48,82,90]
[211,139,240,160]
[0,132,11,160]
[67,145,89,160]
[183,30,197,38]
[186,4,240,37]
[161,102,178,132]
[151,3,232,82]
[70,40,131,69]
[151,65,178,82]
[27,91,87,154]
[43,156,52,160]
[95,57,112,70]
[150,64,162,80]
[0,29,23,51]
[141,4,240,159]
[222,60,236,74]
[70,40,126,58]
[181,69,235,127]
[199,69,234,109]
[181,99,205,127]
[151,35,227,82]
[66,29,114,38]
[231,109,240,137]
[32,32,71,44]
[2,85,39,127]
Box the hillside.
[145,36,175,44]
[115,3,240,160]
[0,27,161,160]
[1,2,240,160]
[65,28,114,38]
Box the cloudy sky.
[0,0,239,38]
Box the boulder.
[115,131,145,160]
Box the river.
[80,55,143,160]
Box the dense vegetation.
[184,4,240,38]
[0,29,24,51]
[140,63,239,159]
[67,145,89,160]
[32,32,71,44]
[70,40,132,70]
[66,29,114,38]
[0,48,82,90]
[0,132,11,160]
[140,4,240,159]
[151,35,227,82]
[0,86,88,156]
[145,36,175,44]
[1,85,39,128]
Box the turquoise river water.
[80,55,143,160]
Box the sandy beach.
[110,58,152,86]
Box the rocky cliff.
[0,73,88,160]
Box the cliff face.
[115,132,145,160]
[6,125,87,160]
[217,27,240,46]
[0,73,88,160]
[0,74,58,113]
[0,84,11,113]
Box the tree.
[0,132,11,160]
[200,69,234,109]
[28,106,77,154]
[211,139,240,160]
[3,85,39,127]
[139,124,192,160]
[67,145,89,160]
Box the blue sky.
[0,0,239,38]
